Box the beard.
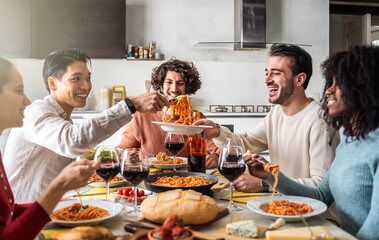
[268,78,295,105]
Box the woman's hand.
[38,159,100,214]
[56,159,100,192]
[243,153,270,180]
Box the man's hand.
[206,153,218,169]
[129,91,169,113]
[192,119,219,139]
[232,174,263,193]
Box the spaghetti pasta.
[246,150,314,216]
[155,152,185,164]
[151,176,212,187]
[263,162,313,216]
[89,174,124,183]
[162,95,200,125]
[50,203,109,221]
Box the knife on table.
[260,217,286,238]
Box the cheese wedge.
[266,226,334,240]
[226,220,258,238]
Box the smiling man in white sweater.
[194,43,340,222]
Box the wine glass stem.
[133,185,138,212]
[106,181,110,201]
[229,183,234,208]
[173,155,176,172]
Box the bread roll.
[57,226,114,240]
[140,189,218,225]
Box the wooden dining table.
[38,169,358,240]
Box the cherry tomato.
[129,190,134,197]
[138,189,145,197]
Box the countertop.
[71,110,268,118]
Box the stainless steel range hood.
[234,0,266,50]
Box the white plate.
[51,199,123,227]
[152,121,213,135]
[148,157,187,169]
[247,195,327,222]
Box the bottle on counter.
[187,135,206,173]
[138,46,143,59]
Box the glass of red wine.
[164,132,185,172]
[93,146,121,201]
[218,145,246,211]
[120,148,150,218]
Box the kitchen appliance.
[209,104,269,113]
[234,0,266,49]
[112,85,125,106]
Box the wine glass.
[164,132,185,172]
[145,80,152,92]
[120,148,150,218]
[218,145,246,211]
[93,146,121,201]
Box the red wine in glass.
[164,142,185,155]
[96,164,120,182]
[218,162,246,182]
[121,165,149,186]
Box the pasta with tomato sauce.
[247,151,313,216]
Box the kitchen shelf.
[193,42,312,50]
[125,57,164,61]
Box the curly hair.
[150,58,201,95]
[320,45,379,140]
[270,43,313,90]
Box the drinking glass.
[120,148,150,218]
[93,146,121,201]
[164,132,185,172]
[218,145,246,211]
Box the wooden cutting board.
[124,207,230,240]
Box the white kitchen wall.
[7,0,329,111]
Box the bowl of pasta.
[88,174,128,188]
[152,121,213,135]
[50,199,123,227]
[148,152,187,170]
[246,195,327,222]
[144,172,218,196]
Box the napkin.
[220,192,275,204]
[39,225,105,239]
[77,187,120,201]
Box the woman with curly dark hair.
[118,58,220,169]
[242,45,379,240]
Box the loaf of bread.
[140,189,218,225]
[56,226,114,240]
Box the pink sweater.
[118,111,220,157]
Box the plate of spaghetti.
[152,121,213,135]
[149,152,187,169]
[51,199,123,227]
[247,195,327,222]
[88,174,128,188]
[153,95,213,135]
[144,172,218,196]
